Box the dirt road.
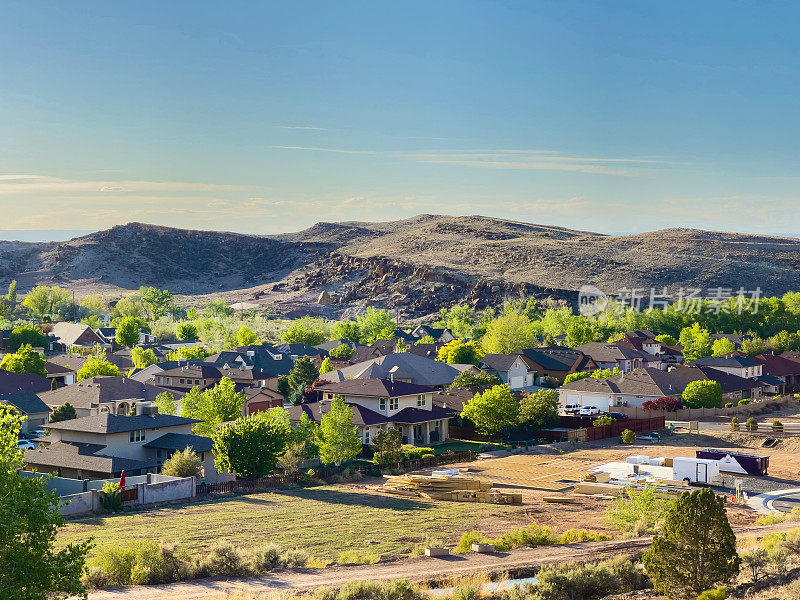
[87,523,797,600]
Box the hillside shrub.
[592,416,615,427]
[456,530,488,552]
[492,523,555,551]
[695,588,727,600]
[338,550,380,565]
[533,556,647,600]
[452,587,480,600]
[746,417,758,432]
[621,429,636,444]
[88,540,187,585]
[730,417,739,431]
[559,529,611,544]
[724,402,734,409]
[739,399,752,406]
[773,420,784,432]
[606,485,674,536]
[197,543,250,577]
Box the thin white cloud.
[270,145,379,155]
[275,125,329,131]
[0,175,253,194]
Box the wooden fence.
[580,416,665,442]
[612,396,798,421]
[196,450,476,496]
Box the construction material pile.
[369,473,522,504]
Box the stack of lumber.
[369,474,522,504]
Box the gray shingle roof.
[0,369,52,395]
[143,433,213,453]
[24,441,158,474]
[324,353,461,387]
[0,392,49,415]
[39,376,181,410]
[315,378,434,397]
[44,412,199,434]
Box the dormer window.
[389,398,399,411]
[379,398,386,411]
[417,394,426,407]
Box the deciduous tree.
[329,343,354,360]
[0,344,47,376]
[461,384,519,435]
[437,339,483,365]
[319,357,334,374]
[130,347,158,369]
[330,321,361,343]
[76,355,121,381]
[161,448,202,478]
[139,287,173,321]
[711,338,736,356]
[176,322,199,341]
[356,307,395,344]
[181,377,247,436]
[679,323,713,362]
[448,370,502,389]
[212,409,292,478]
[236,325,258,346]
[481,312,536,354]
[518,389,559,429]
[115,317,141,348]
[154,391,176,416]
[682,380,723,409]
[315,395,361,466]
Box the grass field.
[57,485,525,560]
[432,440,505,454]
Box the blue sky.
[1,1,799,238]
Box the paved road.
[87,523,800,600]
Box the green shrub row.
[456,526,610,553]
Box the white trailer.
[672,457,721,484]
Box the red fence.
[120,487,138,502]
[195,450,476,496]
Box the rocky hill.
[1,215,799,319]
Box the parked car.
[579,406,600,416]
[28,429,46,439]
[17,439,37,450]
[603,412,629,420]
[564,403,581,415]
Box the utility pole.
[72,291,75,323]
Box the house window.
[129,429,146,442]
[389,398,399,411]
[157,376,163,384]
[166,377,172,385]
[364,429,370,444]
[379,398,386,411]
[179,378,185,384]
[417,394,426,407]
[328,393,334,400]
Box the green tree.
[280,319,328,346]
[606,485,674,536]
[563,371,593,385]
[643,488,740,598]
[130,347,158,369]
[655,334,678,346]
[329,343,354,360]
[449,370,502,389]
[331,321,361,343]
[356,307,395,344]
[711,338,736,357]
[315,395,362,466]
[518,389,559,429]
[79,294,107,318]
[434,305,476,339]
[415,335,436,345]
[236,325,258,346]
[565,320,598,347]
[0,344,47,376]
[682,380,723,409]
[287,357,319,395]
[0,405,92,599]
[49,403,77,423]
[115,317,141,348]
[160,447,202,478]
[186,307,199,320]
[154,391,176,416]
[23,286,69,318]
[164,345,210,361]
[8,324,48,352]
[76,355,121,381]
[6,279,17,312]
[679,323,713,362]
[113,297,143,319]
[437,339,483,365]
[181,377,247,436]
[203,298,234,318]
[461,384,519,435]
[176,322,199,341]
[372,428,403,464]
[481,312,536,354]
[139,287,173,321]
[319,357,334,374]
[212,409,292,478]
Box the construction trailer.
[672,457,721,484]
[695,449,769,476]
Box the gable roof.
[206,344,292,377]
[39,376,181,410]
[143,432,213,453]
[323,353,461,387]
[576,342,657,363]
[0,369,52,395]
[480,354,529,372]
[315,339,364,352]
[518,347,595,372]
[287,399,453,426]
[693,355,761,368]
[50,322,106,346]
[315,378,434,397]
[0,392,49,415]
[275,343,327,357]
[753,353,800,377]
[24,441,159,474]
[44,412,200,434]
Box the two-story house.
[24,403,227,482]
[576,342,662,372]
[298,378,454,446]
[692,355,763,379]
[478,354,537,390]
[49,323,109,351]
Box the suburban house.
[301,378,454,445]
[47,350,135,380]
[242,386,285,416]
[0,369,52,395]
[40,376,180,418]
[410,325,455,343]
[24,405,227,481]
[206,344,293,379]
[274,343,327,360]
[0,392,50,433]
[751,353,800,394]
[615,333,684,366]
[45,361,76,386]
[97,327,158,347]
[49,323,109,351]
[558,365,765,411]
[151,362,282,392]
[692,355,763,379]
[576,342,662,372]
[315,338,364,353]
[406,343,444,360]
[710,333,752,349]
[479,354,537,390]
[321,353,471,388]
[516,347,598,384]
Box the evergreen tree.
[643,488,740,598]
[287,357,319,394]
[49,403,77,423]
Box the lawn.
[433,440,506,454]
[57,485,524,560]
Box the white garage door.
[566,394,579,404]
[510,376,525,390]
[581,395,610,412]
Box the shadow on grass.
[274,486,432,511]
